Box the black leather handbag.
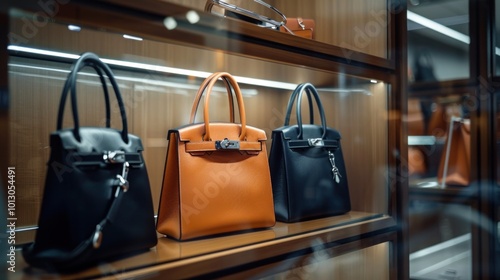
[269,83,351,223]
[22,52,157,272]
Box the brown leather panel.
[185,141,262,152]
[175,123,267,142]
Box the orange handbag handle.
[189,72,235,123]
[190,72,247,141]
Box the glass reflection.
[410,201,472,280]
[407,95,469,188]
[408,0,469,82]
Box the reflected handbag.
[279,17,315,39]
[205,0,314,38]
[269,83,351,223]
[205,0,285,30]
[407,98,427,177]
[156,72,275,240]
[22,52,157,272]
[438,117,471,187]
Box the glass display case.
[1,0,407,279]
[408,0,498,279]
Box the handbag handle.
[284,83,315,126]
[285,83,327,139]
[205,0,291,32]
[57,61,111,129]
[56,52,129,143]
[190,72,247,141]
[189,72,235,123]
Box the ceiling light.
[67,25,81,32]
[163,17,177,30]
[123,34,143,41]
[186,10,200,24]
[407,11,470,44]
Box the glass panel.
[407,94,470,188]
[8,17,390,246]
[408,0,469,82]
[410,201,472,279]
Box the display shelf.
[9,212,395,279]
[410,178,478,199]
[410,233,471,280]
[9,0,394,81]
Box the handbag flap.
[170,122,267,142]
[51,128,144,153]
[277,124,341,141]
[169,123,267,152]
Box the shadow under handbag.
[156,72,275,240]
[269,83,351,223]
[22,52,157,272]
[437,117,471,187]
[205,0,315,39]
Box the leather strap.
[56,52,129,143]
[71,153,143,166]
[186,141,262,152]
[191,72,247,141]
[190,72,235,123]
[296,83,327,139]
[288,139,338,149]
[57,61,111,129]
[284,83,315,126]
[284,83,327,139]
[23,170,128,271]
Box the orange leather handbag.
[279,17,315,39]
[156,72,276,240]
[438,117,471,187]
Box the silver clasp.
[103,150,125,164]
[297,17,305,30]
[308,138,324,147]
[92,224,103,249]
[328,151,341,183]
[215,138,240,150]
[115,162,130,197]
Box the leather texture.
[438,117,471,186]
[269,83,351,223]
[280,18,315,39]
[22,53,157,272]
[157,72,275,240]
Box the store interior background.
[408,0,499,279]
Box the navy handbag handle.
[284,83,327,139]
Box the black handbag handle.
[56,52,129,143]
[57,61,111,129]
[285,83,327,139]
[284,83,315,126]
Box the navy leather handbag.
[269,83,351,222]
